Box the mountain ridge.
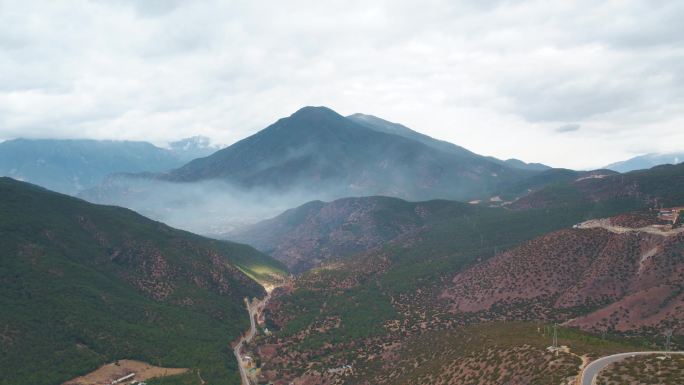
[0,137,219,195]
[227,196,472,272]
[347,112,551,171]
[606,152,684,173]
[510,163,684,209]
[442,220,683,333]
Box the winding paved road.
[233,292,272,385]
[580,351,683,385]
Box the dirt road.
[576,219,684,236]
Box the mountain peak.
[290,106,341,120]
[152,105,537,199]
[272,106,351,135]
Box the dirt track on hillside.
[63,359,187,385]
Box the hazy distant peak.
[290,106,341,120]
[167,135,221,161]
[605,152,684,173]
[169,135,212,150]
[266,106,351,134]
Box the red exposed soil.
[442,228,684,334]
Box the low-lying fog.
[78,176,344,238]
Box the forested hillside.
[0,178,286,385]
[240,163,684,384]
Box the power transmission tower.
[664,329,673,358]
[552,324,558,349]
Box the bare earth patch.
[63,359,188,385]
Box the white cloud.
[0,0,682,169]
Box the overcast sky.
[1,0,682,169]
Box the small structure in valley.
[110,373,135,384]
[327,364,353,375]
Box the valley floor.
[234,284,285,385]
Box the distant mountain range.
[79,106,558,234]
[606,152,684,173]
[0,136,219,195]
[162,106,535,200]
[0,177,285,385]
[232,162,684,277]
